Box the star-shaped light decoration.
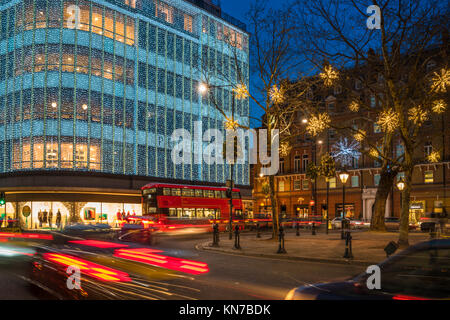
[306,113,331,137]
[408,106,429,124]
[369,147,379,158]
[354,129,366,142]
[377,108,399,133]
[331,137,361,167]
[270,85,284,104]
[233,83,249,100]
[431,68,450,93]
[427,150,440,163]
[432,100,446,114]
[348,100,360,112]
[225,118,239,130]
[320,65,339,87]
[279,142,292,157]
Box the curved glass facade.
[0,0,250,185]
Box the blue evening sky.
[220,0,285,127]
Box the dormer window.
[334,85,342,95]
[426,60,437,72]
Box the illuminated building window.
[374,123,381,133]
[154,0,173,24]
[374,174,381,186]
[293,180,301,191]
[124,0,136,8]
[184,14,193,33]
[278,181,285,192]
[302,179,309,190]
[351,175,359,187]
[424,171,434,183]
[329,177,336,188]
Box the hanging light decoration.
[306,113,331,136]
[377,108,399,133]
[233,83,249,100]
[279,142,292,157]
[270,85,284,104]
[408,106,429,124]
[348,100,360,112]
[427,150,440,163]
[431,68,450,93]
[320,65,339,87]
[354,129,366,142]
[432,100,446,114]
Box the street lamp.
[198,82,236,240]
[397,178,405,217]
[339,169,350,239]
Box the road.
[0,233,366,300]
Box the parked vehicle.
[286,239,450,300]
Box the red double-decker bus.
[141,183,243,228]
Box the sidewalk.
[197,230,433,266]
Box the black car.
[286,239,450,300]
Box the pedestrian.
[56,209,62,229]
[43,209,48,226]
[48,210,53,229]
[38,210,43,228]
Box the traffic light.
[0,192,5,206]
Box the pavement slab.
[197,230,435,266]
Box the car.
[331,217,352,230]
[285,239,450,300]
[384,217,418,231]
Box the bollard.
[343,231,353,259]
[212,223,219,247]
[277,226,287,254]
[312,222,316,235]
[256,222,261,238]
[296,221,300,236]
[341,219,346,240]
[234,225,241,249]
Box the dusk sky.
[220,0,286,127]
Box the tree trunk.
[398,166,413,248]
[370,167,396,231]
[269,175,279,240]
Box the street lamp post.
[397,178,405,216]
[227,91,236,240]
[198,82,237,240]
[339,169,350,240]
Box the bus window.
[221,191,226,198]
[195,189,203,197]
[203,209,215,218]
[163,188,171,196]
[196,208,204,217]
[214,190,221,198]
[207,190,215,198]
[143,188,156,195]
[172,188,181,196]
[169,208,177,217]
[177,208,183,217]
[215,209,221,218]
[183,208,196,218]
[182,188,194,197]
[232,192,240,199]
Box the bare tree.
[197,0,311,239]
[295,0,449,245]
